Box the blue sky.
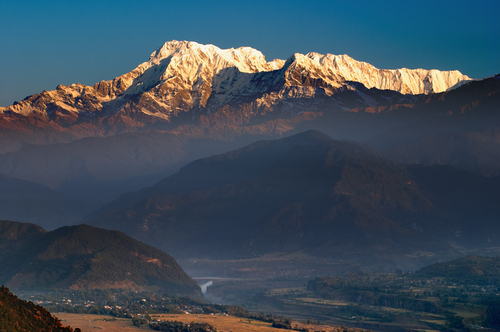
[1,0,499,106]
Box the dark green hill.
[0,220,46,262]
[0,220,46,240]
[416,255,500,286]
[0,285,75,332]
[86,131,500,264]
[0,223,202,297]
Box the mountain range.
[0,41,498,272]
[0,40,471,154]
[83,131,500,270]
[0,220,202,297]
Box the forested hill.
[0,220,46,262]
[0,222,202,297]
[0,219,46,239]
[0,285,76,332]
[416,255,500,286]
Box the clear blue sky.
[1,0,499,106]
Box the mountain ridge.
[0,40,471,153]
[0,75,498,231]
[0,43,496,235]
[84,131,500,269]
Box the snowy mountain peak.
[148,40,281,73]
[301,52,472,94]
[1,40,474,134]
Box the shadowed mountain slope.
[83,130,334,221]
[86,131,500,266]
[0,285,74,332]
[364,74,500,147]
[377,127,500,176]
[0,221,202,297]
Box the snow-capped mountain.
[0,40,472,153]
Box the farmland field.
[57,314,145,332]
[57,313,364,332]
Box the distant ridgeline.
[0,220,202,297]
[307,255,500,300]
[416,255,500,286]
[0,285,76,332]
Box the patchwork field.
[152,314,365,332]
[57,314,145,332]
[57,313,364,332]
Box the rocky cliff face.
[0,41,471,153]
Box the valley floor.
[57,314,145,332]
[56,313,362,332]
